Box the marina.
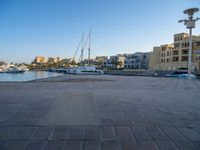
[0,0,200,149]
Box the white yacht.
[67,66,103,75]
[0,63,29,73]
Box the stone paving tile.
[66,127,84,140]
[146,127,169,141]
[0,141,28,150]
[160,127,188,142]
[151,117,174,127]
[84,126,100,141]
[101,127,116,140]
[119,140,139,150]
[83,141,100,150]
[24,141,47,150]
[132,116,153,126]
[174,141,197,150]
[99,118,114,126]
[12,127,38,140]
[115,126,135,141]
[0,127,22,140]
[0,120,38,126]
[138,140,159,150]
[156,140,179,150]
[43,141,65,150]
[131,127,152,141]
[1,77,200,149]
[191,141,200,150]
[177,127,200,141]
[102,140,119,150]
[110,119,132,126]
[64,141,82,150]
[49,126,68,140]
[31,127,53,140]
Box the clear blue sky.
[0,0,200,63]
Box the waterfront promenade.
[0,75,200,150]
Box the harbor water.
[0,71,64,82]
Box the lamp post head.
[179,8,199,28]
[183,8,199,15]
[184,8,199,19]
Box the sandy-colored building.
[124,52,150,69]
[33,56,46,64]
[95,56,108,63]
[105,54,126,69]
[149,47,161,70]
[149,33,200,73]
[47,57,61,63]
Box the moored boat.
[66,29,104,75]
[0,64,29,73]
[66,66,103,75]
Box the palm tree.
[111,59,118,69]
[118,61,123,69]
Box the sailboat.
[66,29,104,75]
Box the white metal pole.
[188,28,192,79]
[88,29,91,66]
[81,33,84,67]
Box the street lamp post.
[178,8,199,79]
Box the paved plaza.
[0,75,200,150]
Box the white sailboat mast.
[88,29,91,66]
[80,32,84,66]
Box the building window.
[182,49,188,55]
[162,47,166,51]
[174,43,180,49]
[182,56,188,61]
[182,43,189,48]
[172,57,179,62]
[173,50,179,55]
[196,42,200,46]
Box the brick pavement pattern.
[0,75,200,150]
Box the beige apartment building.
[47,57,61,64]
[149,33,200,73]
[149,47,161,70]
[95,56,108,63]
[33,56,46,64]
[105,54,126,69]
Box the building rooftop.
[0,75,200,150]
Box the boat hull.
[65,66,104,75]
